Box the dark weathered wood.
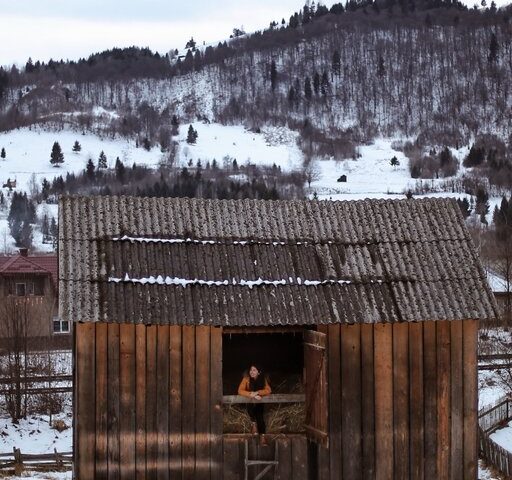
[276,437,292,480]
[182,326,196,480]
[450,321,464,480]
[168,325,182,477]
[156,325,169,480]
[360,323,375,480]
[291,435,308,480]
[210,326,223,480]
[341,324,362,480]
[374,323,393,480]
[423,321,437,479]
[76,323,95,480]
[317,444,330,480]
[195,327,210,480]
[95,323,108,480]
[408,322,424,480]
[120,324,136,480]
[107,323,121,480]
[145,326,157,480]
[222,437,240,480]
[304,329,328,447]
[223,394,305,404]
[393,322,409,480]
[463,320,478,480]
[437,321,451,478]
[327,324,341,480]
[135,324,147,480]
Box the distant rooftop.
[0,250,58,287]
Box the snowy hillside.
[0,121,502,253]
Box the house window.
[16,283,26,296]
[53,318,70,334]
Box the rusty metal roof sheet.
[58,196,498,326]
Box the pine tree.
[488,33,499,64]
[50,141,64,167]
[0,147,5,159]
[332,51,341,76]
[86,158,95,180]
[321,71,330,96]
[304,77,312,101]
[97,151,107,169]
[270,60,277,91]
[390,156,400,167]
[187,125,198,144]
[41,178,50,200]
[377,56,386,78]
[115,157,126,182]
[313,72,320,95]
[171,115,180,136]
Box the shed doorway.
[222,328,305,434]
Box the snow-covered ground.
[176,123,303,171]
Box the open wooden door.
[304,329,328,447]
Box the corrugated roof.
[58,196,498,326]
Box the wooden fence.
[0,447,72,474]
[479,396,512,477]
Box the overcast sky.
[0,1,338,67]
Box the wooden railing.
[223,394,305,404]
[0,447,72,474]
[479,396,512,476]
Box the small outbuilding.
[337,174,347,182]
[60,196,498,480]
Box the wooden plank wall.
[324,320,478,480]
[75,320,478,480]
[74,323,223,480]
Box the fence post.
[55,447,63,469]
[13,447,23,475]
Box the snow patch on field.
[177,123,303,171]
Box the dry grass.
[223,402,305,434]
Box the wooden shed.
[59,196,498,480]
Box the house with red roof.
[0,248,70,349]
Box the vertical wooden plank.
[393,322,409,480]
[374,323,393,480]
[157,325,169,480]
[341,324,362,480]
[76,323,96,480]
[210,327,223,480]
[360,323,375,480]
[135,324,147,480]
[195,326,210,480]
[169,325,182,477]
[327,324,342,480]
[451,321,464,480]
[276,437,292,480]
[145,325,158,480]
[95,323,108,480]
[317,444,330,480]
[409,322,424,480]
[222,437,240,480]
[120,324,136,480]
[291,435,308,480]
[423,321,437,479]
[107,322,121,480]
[437,321,451,479]
[182,326,196,480]
[463,320,478,480]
